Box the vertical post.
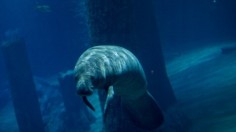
[1,38,45,132]
[86,0,176,110]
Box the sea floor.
[164,43,236,132]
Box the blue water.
[0,0,235,132]
[0,0,235,81]
[0,0,89,80]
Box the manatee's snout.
[76,86,93,96]
[76,79,96,111]
[76,80,94,96]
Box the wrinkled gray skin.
[74,45,163,130]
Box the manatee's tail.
[82,96,95,111]
[123,91,164,130]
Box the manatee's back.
[84,46,147,96]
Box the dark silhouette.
[1,37,45,132]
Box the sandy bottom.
[166,43,236,132]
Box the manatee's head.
[74,61,97,111]
[75,74,96,111]
[75,76,94,96]
[74,53,107,112]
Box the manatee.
[74,45,164,130]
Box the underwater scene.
[0,0,236,132]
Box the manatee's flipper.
[123,91,164,130]
[104,86,114,113]
[82,96,95,111]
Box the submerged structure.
[1,37,45,132]
[86,0,176,111]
